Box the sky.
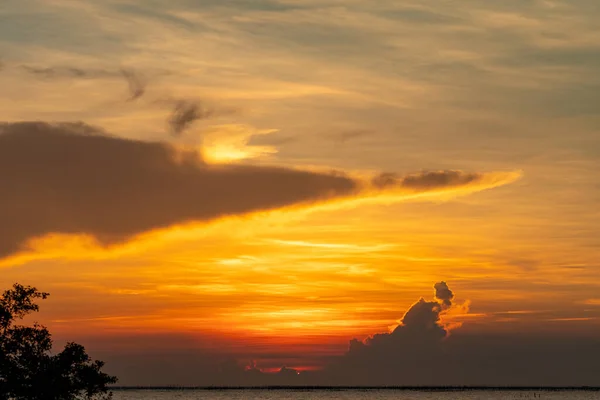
[1,0,600,387]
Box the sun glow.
[199,124,279,163]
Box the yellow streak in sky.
[266,239,396,252]
[0,170,521,268]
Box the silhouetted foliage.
[0,284,117,399]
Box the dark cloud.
[168,100,214,135]
[20,65,115,79]
[100,333,600,387]
[103,350,316,387]
[0,122,497,258]
[434,281,454,307]
[0,121,357,257]
[289,282,457,385]
[345,282,455,356]
[371,172,399,189]
[318,282,600,386]
[120,68,147,101]
[19,63,230,129]
[19,65,152,101]
[167,100,238,136]
[401,170,482,190]
[372,170,483,190]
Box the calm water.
[112,389,600,400]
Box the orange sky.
[3,172,599,369]
[1,0,600,385]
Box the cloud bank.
[97,282,600,386]
[0,122,514,259]
[0,121,356,257]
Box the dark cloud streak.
[168,100,238,136]
[19,65,150,101]
[169,100,215,136]
[120,68,147,101]
[372,170,483,191]
[20,65,115,79]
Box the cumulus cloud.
[311,281,600,386]
[365,281,458,346]
[320,282,466,385]
[434,281,454,307]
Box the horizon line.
[110,386,600,391]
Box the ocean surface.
[112,389,599,400]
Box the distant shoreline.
[110,386,600,391]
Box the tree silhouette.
[0,284,117,400]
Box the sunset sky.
[1,0,600,386]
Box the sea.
[111,389,600,400]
